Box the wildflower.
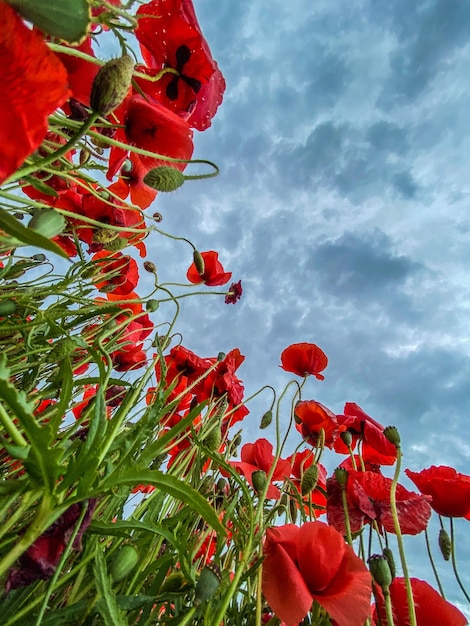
[186,250,232,286]
[225,280,243,304]
[280,342,328,380]
[405,465,470,519]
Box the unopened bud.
[203,426,221,452]
[251,470,267,494]
[382,547,396,580]
[110,545,139,582]
[28,208,66,238]
[439,528,452,561]
[144,261,157,273]
[289,495,298,524]
[368,554,392,590]
[93,228,119,243]
[194,563,221,606]
[301,464,319,496]
[144,166,185,192]
[383,426,401,447]
[340,430,353,447]
[103,237,128,252]
[90,55,134,116]
[260,410,273,429]
[193,250,205,277]
[0,300,16,316]
[146,299,159,312]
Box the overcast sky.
[136,0,470,611]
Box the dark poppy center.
[166,45,202,101]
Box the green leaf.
[94,547,128,626]
[5,0,91,44]
[0,207,69,259]
[99,470,226,537]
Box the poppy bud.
[301,464,319,496]
[28,208,66,239]
[203,425,221,452]
[382,547,396,580]
[340,430,353,447]
[103,237,128,252]
[144,261,157,274]
[93,228,119,243]
[368,554,392,590]
[334,467,348,487]
[160,571,187,593]
[383,425,401,447]
[438,528,452,561]
[289,495,298,524]
[0,300,16,316]
[110,545,139,582]
[252,469,267,494]
[216,478,227,492]
[260,410,273,429]
[31,254,46,263]
[143,166,185,192]
[194,563,221,606]
[193,250,205,277]
[90,55,134,116]
[146,299,159,312]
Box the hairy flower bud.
[103,237,128,252]
[90,55,134,116]
[382,547,396,580]
[144,261,157,274]
[260,410,273,429]
[146,299,159,312]
[252,469,268,494]
[193,250,205,276]
[28,208,66,238]
[194,564,221,606]
[301,464,319,496]
[110,545,139,582]
[144,166,185,192]
[439,528,452,561]
[203,425,221,452]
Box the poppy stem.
[449,517,470,603]
[424,528,446,598]
[383,589,396,626]
[389,445,417,626]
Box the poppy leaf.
[5,0,91,44]
[94,548,128,626]
[0,207,69,259]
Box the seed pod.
[146,299,159,313]
[301,464,319,496]
[90,55,134,116]
[28,208,66,238]
[143,166,185,192]
[251,469,267,494]
[194,563,221,606]
[368,554,392,590]
[340,430,353,447]
[439,528,452,561]
[110,545,139,582]
[334,467,348,487]
[383,425,401,447]
[289,495,298,524]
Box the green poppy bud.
[90,55,134,116]
[368,554,393,590]
[260,410,273,429]
[144,261,157,273]
[193,250,205,276]
[252,469,268,494]
[289,495,298,524]
[194,563,221,606]
[143,166,185,192]
[146,299,159,312]
[382,547,396,580]
[203,425,221,452]
[301,464,319,496]
[0,299,16,316]
[103,237,128,252]
[110,545,139,582]
[93,228,119,243]
[340,430,353,447]
[28,208,66,238]
[439,528,452,561]
[383,426,401,447]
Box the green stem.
[0,400,28,447]
[383,590,396,626]
[340,484,353,547]
[424,528,446,598]
[450,517,470,603]
[389,446,417,626]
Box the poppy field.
[0,1,469,624]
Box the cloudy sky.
[135,0,470,610]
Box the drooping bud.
[301,464,319,496]
[146,299,159,312]
[251,470,268,494]
[368,554,393,590]
[439,528,452,561]
[193,250,205,277]
[334,467,348,487]
[110,545,139,582]
[383,426,401,447]
[289,495,298,524]
[144,261,157,274]
[194,563,221,606]
[340,430,353,448]
[260,410,273,429]
[382,547,396,580]
[90,55,134,116]
[144,166,185,192]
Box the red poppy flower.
[108,94,194,179]
[405,465,470,519]
[373,578,468,626]
[262,522,372,626]
[294,400,346,448]
[280,343,328,380]
[335,402,398,465]
[108,154,158,209]
[186,250,232,286]
[54,37,99,109]
[196,348,245,406]
[91,251,140,296]
[225,280,243,304]
[327,470,432,535]
[112,345,148,371]
[135,0,225,130]
[0,4,70,184]
[229,438,290,500]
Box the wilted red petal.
[0,5,70,183]
[280,343,328,380]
